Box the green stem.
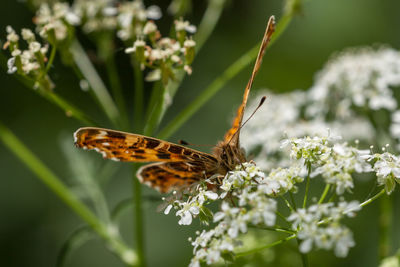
[360,189,386,207]
[276,211,291,225]
[157,12,294,140]
[318,184,330,204]
[302,162,311,209]
[195,0,227,51]
[0,122,137,266]
[289,192,297,211]
[133,165,145,267]
[379,196,392,259]
[105,54,129,130]
[255,226,296,234]
[235,234,296,258]
[0,52,96,126]
[281,195,295,212]
[318,189,386,226]
[144,83,165,136]
[44,45,57,74]
[70,39,120,127]
[42,91,97,125]
[132,58,144,131]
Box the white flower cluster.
[283,136,372,194]
[365,152,400,194]
[72,0,162,40]
[33,0,162,43]
[288,201,361,257]
[164,186,218,226]
[125,18,196,83]
[4,26,52,89]
[163,163,284,266]
[34,3,79,43]
[308,47,400,116]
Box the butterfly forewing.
[223,16,276,145]
[74,127,218,165]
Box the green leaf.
[56,226,95,267]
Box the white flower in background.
[72,0,116,33]
[35,3,78,42]
[241,91,373,170]
[4,27,49,76]
[288,202,361,257]
[307,46,400,117]
[379,255,400,267]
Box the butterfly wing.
[74,127,218,166]
[223,16,276,145]
[137,161,209,193]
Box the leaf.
[56,226,95,267]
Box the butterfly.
[74,16,276,193]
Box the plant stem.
[289,192,297,211]
[70,39,120,127]
[105,54,129,130]
[157,12,295,140]
[302,162,311,209]
[133,166,146,267]
[0,122,137,266]
[44,45,57,74]
[281,195,295,212]
[254,226,296,234]
[360,189,386,207]
[318,184,330,204]
[42,91,97,125]
[132,57,144,131]
[195,0,227,51]
[318,189,386,226]
[379,196,392,259]
[0,52,97,126]
[235,234,296,258]
[144,83,165,136]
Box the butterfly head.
[213,141,247,173]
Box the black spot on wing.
[132,155,146,160]
[156,153,171,160]
[146,139,160,149]
[168,145,184,154]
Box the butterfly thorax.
[213,141,247,174]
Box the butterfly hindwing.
[74,127,218,165]
[137,162,205,193]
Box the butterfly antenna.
[227,96,267,145]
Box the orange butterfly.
[74,16,275,193]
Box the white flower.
[21,28,35,41]
[288,202,359,257]
[143,21,157,35]
[176,201,200,225]
[6,26,19,42]
[372,152,400,194]
[175,19,197,33]
[7,57,17,74]
[146,5,162,20]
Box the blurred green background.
[1,0,400,266]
